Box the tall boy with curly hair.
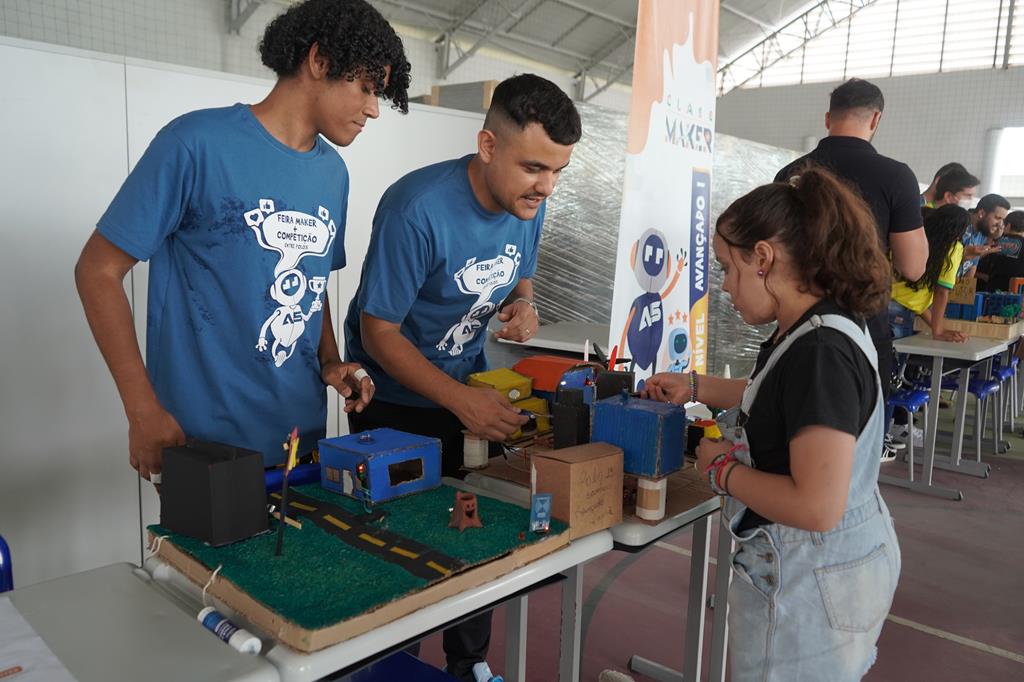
[75,0,409,480]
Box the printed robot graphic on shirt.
[437,244,522,356]
[244,199,337,367]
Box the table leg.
[558,564,582,682]
[949,367,970,468]
[683,515,711,679]
[628,515,712,682]
[505,596,527,682]
[708,512,733,682]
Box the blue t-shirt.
[97,104,348,466]
[344,155,543,408]
[961,224,988,276]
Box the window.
[722,0,1024,93]
[388,459,424,487]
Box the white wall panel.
[0,39,136,586]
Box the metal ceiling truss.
[376,0,637,88]
[225,0,264,34]
[435,0,548,78]
[573,28,635,101]
[717,0,878,94]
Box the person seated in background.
[920,162,967,207]
[1006,210,1024,237]
[890,205,971,342]
[977,210,1024,292]
[961,193,1012,277]
[928,167,979,208]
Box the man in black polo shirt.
[776,78,927,453]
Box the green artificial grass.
[149,483,566,630]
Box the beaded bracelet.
[706,453,736,495]
[704,443,747,495]
[689,370,699,404]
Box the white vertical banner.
[608,0,719,384]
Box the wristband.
[689,371,698,404]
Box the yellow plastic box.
[467,368,533,402]
[511,396,551,440]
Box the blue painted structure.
[0,534,11,593]
[264,462,321,493]
[319,429,441,504]
[944,291,1024,321]
[591,395,686,477]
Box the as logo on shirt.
[245,198,336,367]
[437,244,522,357]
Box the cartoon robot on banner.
[616,227,688,378]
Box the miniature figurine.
[449,491,484,531]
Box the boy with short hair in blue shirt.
[75,0,409,479]
[344,73,581,682]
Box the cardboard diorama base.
[153,527,568,653]
[916,316,1024,340]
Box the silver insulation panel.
[535,103,797,376]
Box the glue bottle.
[197,606,262,654]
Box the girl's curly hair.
[260,0,411,113]
[717,164,891,319]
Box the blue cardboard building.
[318,429,441,505]
[944,291,1023,322]
[590,395,686,478]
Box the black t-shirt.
[776,137,922,350]
[977,235,1024,292]
[737,299,878,531]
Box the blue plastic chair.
[941,375,1002,461]
[0,534,12,593]
[887,389,930,481]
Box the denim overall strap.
[741,314,878,415]
[721,314,884,530]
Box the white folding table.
[464,472,731,682]
[5,563,280,682]
[888,333,1010,499]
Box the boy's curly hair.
[259,0,411,113]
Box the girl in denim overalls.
[644,168,902,681]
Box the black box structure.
[553,388,591,449]
[160,438,268,546]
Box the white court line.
[654,541,717,565]
[886,615,1024,664]
[652,543,1023,665]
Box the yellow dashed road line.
[289,501,317,512]
[390,546,420,560]
[426,561,452,576]
[323,514,351,531]
[359,533,387,547]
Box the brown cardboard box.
[950,276,977,305]
[531,442,623,539]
